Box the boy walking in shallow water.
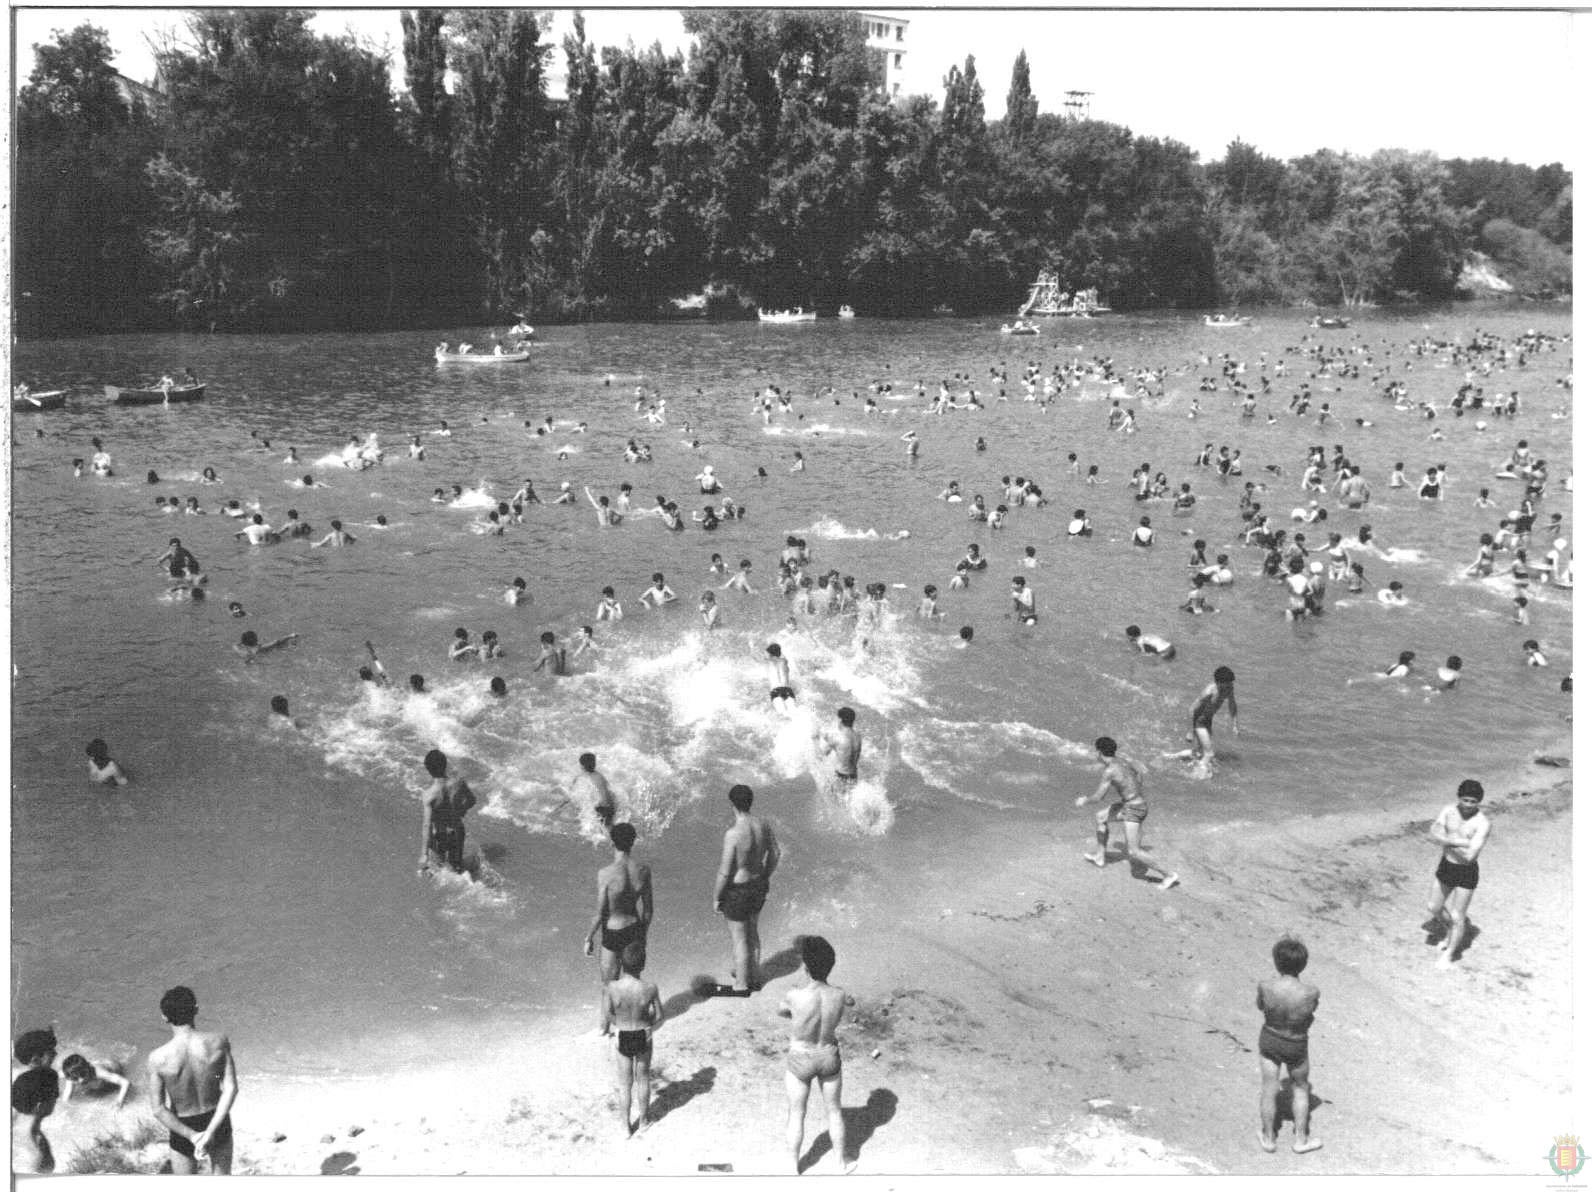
[1255,935,1322,1154]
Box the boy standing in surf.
[1185,666,1238,764]
[418,748,477,876]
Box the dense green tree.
[15,23,159,332]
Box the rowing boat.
[105,384,206,405]
[435,349,531,364]
[12,389,68,412]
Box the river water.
[8,308,1572,1076]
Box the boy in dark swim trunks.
[1255,935,1321,1154]
[418,748,477,875]
[714,784,781,993]
[781,936,856,1173]
[1425,779,1491,969]
[147,986,238,1174]
[600,941,662,1137]
[12,1029,61,1173]
[586,822,653,1030]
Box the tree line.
[13,9,1572,336]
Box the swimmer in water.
[699,591,721,629]
[766,643,796,710]
[954,625,974,649]
[506,577,529,605]
[597,586,624,621]
[85,738,129,786]
[532,630,569,676]
[1125,625,1175,659]
[310,519,356,547]
[234,629,297,664]
[638,573,677,609]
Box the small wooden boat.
[1000,321,1040,336]
[1311,316,1351,329]
[837,305,856,319]
[1204,314,1252,328]
[434,348,531,364]
[12,388,68,412]
[757,307,817,324]
[106,383,206,405]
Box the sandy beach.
[40,735,1573,1179]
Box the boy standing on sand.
[147,986,239,1174]
[11,1028,61,1173]
[713,784,781,993]
[1256,935,1322,1154]
[781,935,856,1174]
[1425,779,1491,969]
[601,942,662,1138]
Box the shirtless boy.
[586,823,654,1031]
[766,643,796,710]
[572,752,617,826]
[1425,779,1491,968]
[1255,935,1322,1154]
[86,737,130,785]
[816,707,861,786]
[713,784,781,993]
[781,935,856,1174]
[147,986,239,1174]
[1186,666,1238,763]
[418,748,477,875]
[1075,736,1178,889]
[601,941,663,1137]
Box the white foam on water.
[450,485,497,509]
[898,718,1095,805]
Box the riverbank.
[48,741,1573,1177]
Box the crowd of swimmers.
[36,319,1570,1171]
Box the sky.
[11,4,1587,167]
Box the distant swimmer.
[528,630,567,676]
[1075,735,1178,888]
[600,940,662,1138]
[156,537,203,583]
[234,630,297,664]
[310,519,357,547]
[1376,581,1407,606]
[1522,639,1548,667]
[418,748,477,876]
[954,625,975,649]
[147,986,238,1174]
[506,577,529,605]
[713,783,781,993]
[781,935,857,1174]
[1424,779,1490,969]
[268,694,309,730]
[449,627,476,661]
[699,591,721,629]
[1010,575,1037,624]
[85,738,129,786]
[233,513,278,546]
[597,586,624,621]
[1255,935,1322,1154]
[573,752,617,826]
[361,641,390,686]
[638,573,678,609]
[1125,625,1175,659]
[722,559,758,594]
